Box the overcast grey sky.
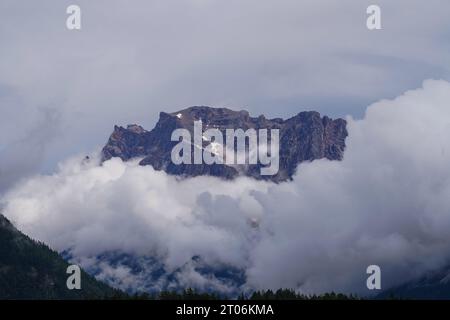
[2,1,450,295]
[1,0,450,185]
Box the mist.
[2,80,450,295]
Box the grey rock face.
[101,106,348,182]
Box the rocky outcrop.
[101,106,348,182]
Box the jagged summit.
[101,106,348,182]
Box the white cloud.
[2,80,450,295]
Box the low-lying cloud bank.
[2,79,450,295]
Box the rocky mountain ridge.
[101,106,348,182]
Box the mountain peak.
[101,106,348,182]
